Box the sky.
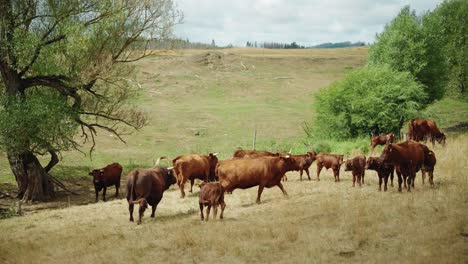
[173,0,444,47]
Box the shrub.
[312,64,427,139]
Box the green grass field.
[0,48,467,263]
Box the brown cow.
[126,166,176,225]
[315,154,344,182]
[289,151,317,181]
[408,118,446,147]
[172,153,218,198]
[198,182,226,221]
[343,154,366,187]
[233,149,279,159]
[371,133,395,151]
[380,141,431,192]
[89,163,123,202]
[365,157,394,191]
[216,155,296,204]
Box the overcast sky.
[173,0,443,47]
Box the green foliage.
[312,65,427,139]
[369,6,447,102]
[431,0,468,99]
[0,89,78,154]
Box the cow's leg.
[390,171,394,187]
[150,205,157,218]
[256,185,265,204]
[383,175,389,192]
[316,165,322,181]
[277,182,288,197]
[220,201,226,219]
[333,168,340,182]
[361,172,365,184]
[378,175,382,191]
[179,177,186,198]
[189,179,194,193]
[397,171,403,192]
[429,170,434,186]
[102,187,107,201]
[206,205,211,221]
[95,186,99,202]
[305,168,311,181]
[300,170,303,181]
[137,200,148,225]
[352,174,356,187]
[421,169,426,185]
[115,183,120,198]
[213,202,218,220]
[129,203,134,222]
[199,203,204,220]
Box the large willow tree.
[0,0,180,202]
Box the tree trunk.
[7,150,55,202]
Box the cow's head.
[337,155,344,166]
[208,153,219,181]
[343,159,353,171]
[89,169,104,185]
[165,166,177,186]
[307,151,317,161]
[436,133,446,146]
[365,157,377,170]
[278,154,296,170]
[380,143,393,161]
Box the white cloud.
[173,0,443,46]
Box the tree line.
[246,41,366,49]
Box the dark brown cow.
[315,154,344,182]
[380,141,432,192]
[289,151,318,181]
[371,133,395,150]
[216,155,296,203]
[343,154,366,187]
[126,166,176,225]
[198,182,226,221]
[408,118,446,147]
[89,163,123,202]
[172,153,218,198]
[232,149,279,159]
[365,157,394,191]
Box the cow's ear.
[88,172,93,176]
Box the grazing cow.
[380,141,432,192]
[315,154,344,182]
[371,133,395,151]
[198,182,226,221]
[172,153,218,198]
[289,151,318,181]
[126,166,176,225]
[343,154,366,187]
[89,163,123,202]
[233,149,279,159]
[365,157,394,191]
[216,155,296,204]
[408,118,446,147]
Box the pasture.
[0,48,467,263]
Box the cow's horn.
[288,148,292,154]
[167,166,174,170]
[213,152,218,156]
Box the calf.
[343,154,366,187]
[89,163,123,202]
[198,182,226,221]
[371,133,395,151]
[290,151,317,181]
[365,157,394,191]
[421,149,436,186]
[126,166,176,225]
[315,154,344,182]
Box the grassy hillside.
[0,135,466,263]
[0,47,368,183]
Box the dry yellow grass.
[0,135,466,263]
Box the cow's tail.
[129,170,139,204]
[408,119,414,141]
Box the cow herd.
[88,118,445,224]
